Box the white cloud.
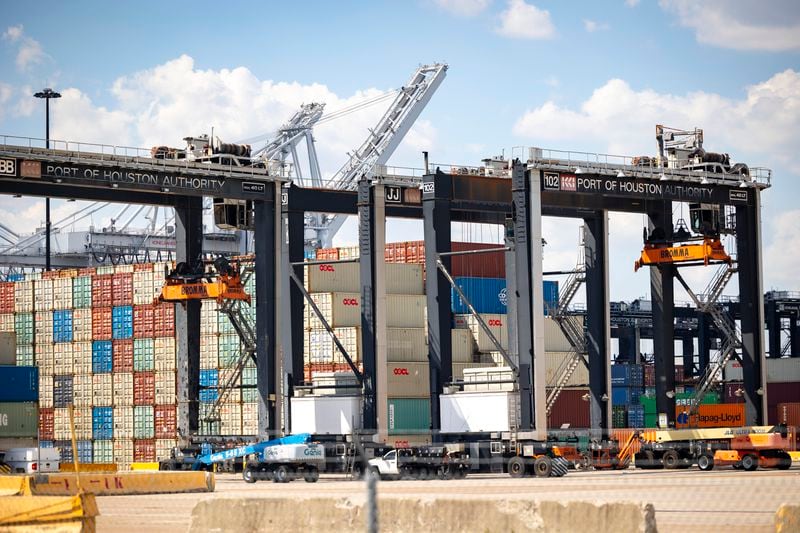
[764,210,800,289]
[496,0,555,40]
[660,0,800,51]
[583,19,609,32]
[625,0,640,6]
[433,0,491,17]
[513,70,800,172]
[2,24,46,70]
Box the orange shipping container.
[675,403,745,429]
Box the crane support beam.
[255,193,279,438]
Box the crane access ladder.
[675,262,741,415]
[203,266,259,426]
[545,251,589,415]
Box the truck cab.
[368,450,399,479]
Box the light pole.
[34,88,61,271]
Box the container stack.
[724,358,800,424]
[0,365,39,443]
[2,263,178,469]
[610,364,644,428]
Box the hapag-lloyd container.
[675,403,745,428]
[304,293,426,329]
[304,263,424,295]
[440,391,520,433]
[454,313,508,352]
[725,358,800,383]
[386,362,430,397]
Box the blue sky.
[1,0,799,302]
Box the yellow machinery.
[158,257,250,305]
[634,236,731,271]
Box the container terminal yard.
[0,61,799,532]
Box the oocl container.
[304,293,426,329]
[451,328,477,363]
[304,263,424,294]
[454,313,508,352]
[387,362,430,397]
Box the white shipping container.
[113,373,134,406]
[35,312,54,343]
[312,372,360,396]
[451,328,477,363]
[0,313,13,332]
[155,371,176,405]
[337,246,360,260]
[154,337,176,371]
[725,357,800,383]
[304,262,424,294]
[543,316,578,352]
[305,327,361,364]
[386,362,430,398]
[201,301,219,335]
[454,314,508,352]
[73,374,93,408]
[75,407,93,440]
[220,403,242,435]
[14,281,34,313]
[242,402,258,434]
[73,341,92,374]
[53,342,73,374]
[113,407,134,439]
[304,293,426,329]
[133,271,156,305]
[463,366,515,392]
[94,440,113,464]
[93,374,113,406]
[440,391,520,433]
[290,395,362,435]
[36,343,55,375]
[152,261,173,278]
[200,334,219,368]
[52,277,73,310]
[33,279,54,312]
[114,264,134,274]
[39,374,53,408]
[155,439,178,461]
[113,438,133,469]
[545,351,590,387]
[54,407,71,440]
[73,309,92,342]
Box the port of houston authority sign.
[541,171,749,205]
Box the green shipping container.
[218,334,241,367]
[388,398,430,435]
[0,401,38,437]
[640,392,720,415]
[644,413,658,428]
[133,338,154,371]
[133,405,154,439]
[72,276,92,309]
[218,313,235,335]
[14,313,33,345]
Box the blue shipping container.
[451,278,558,315]
[612,386,641,406]
[610,364,644,388]
[0,366,38,402]
[55,440,73,463]
[77,440,93,463]
[7,273,24,282]
[627,404,645,428]
[53,374,74,408]
[40,440,54,448]
[112,305,133,339]
[200,369,218,387]
[92,407,114,440]
[52,310,73,342]
[199,390,218,403]
[92,341,113,373]
[304,249,317,260]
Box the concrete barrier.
[0,493,97,532]
[59,462,117,473]
[0,471,214,496]
[775,504,800,533]
[190,497,657,533]
[130,462,160,471]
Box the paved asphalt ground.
[96,467,800,532]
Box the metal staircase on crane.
[674,263,741,414]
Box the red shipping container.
[450,242,506,278]
[303,362,363,383]
[547,388,590,429]
[133,439,156,462]
[644,365,655,388]
[316,248,339,260]
[154,404,177,439]
[39,408,54,441]
[113,339,134,373]
[776,403,800,426]
[134,371,155,405]
[78,267,96,276]
[112,273,133,306]
[92,275,113,307]
[384,242,407,263]
[405,241,425,264]
[42,270,60,280]
[0,282,14,313]
[133,304,154,339]
[92,307,112,340]
[134,263,152,272]
[153,304,175,337]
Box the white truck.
[368,447,469,480]
[3,447,60,474]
